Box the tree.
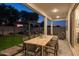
[0,4,8,25]
[40,21,44,27]
[39,21,44,34]
[20,11,39,35]
[0,4,39,35]
[0,4,20,35]
[28,12,39,35]
[6,5,20,26]
[0,4,20,26]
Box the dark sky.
[5,3,44,23]
[48,20,66,26]
[3,3,66,26]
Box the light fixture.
[56,16,60,18]
[18,19,21,22]
[52,8,58,13]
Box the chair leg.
[55,50,58,56]
[54,44,58,56]
[23,43,27,56]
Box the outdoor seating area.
[0,35,59,56]
[0,3,78,56]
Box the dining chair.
[48,36,59,51]
[25,44,41,56]
[44,41,57,56]
[44,36,59,56]
[44,46,56,56]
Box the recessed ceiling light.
[56,16,60,18]
[52,8,58,13]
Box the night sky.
[3,3,66,27]
[47,20,66,26]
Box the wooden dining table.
[24,35,53,56]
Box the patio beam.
[44,16,47,36]
[50,20,53,35]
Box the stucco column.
[44,16,47,36]
[51,20,53,35]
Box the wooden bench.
[0,46,23,56]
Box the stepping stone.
[0,46,23,56]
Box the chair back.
[52,35,58,40]
[26,44,38,51]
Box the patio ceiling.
[24,3,73,20]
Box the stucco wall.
[74,5,79,44]
[66,4,75,44]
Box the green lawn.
[0,35,23,51]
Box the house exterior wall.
[74,5,79,45]
[66,4,79,47]
[66,4,75,43]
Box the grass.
[0,35,23,51]
[0,34,39,51]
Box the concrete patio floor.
[74,44,79,56]
[58,39,73,56]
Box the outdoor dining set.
[0,35,59,56]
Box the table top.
[24,35,53,46]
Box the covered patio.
[0,3,78,56]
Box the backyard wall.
[47,26,66,39]
[0,26,21,35]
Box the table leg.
[42,46,43,56]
